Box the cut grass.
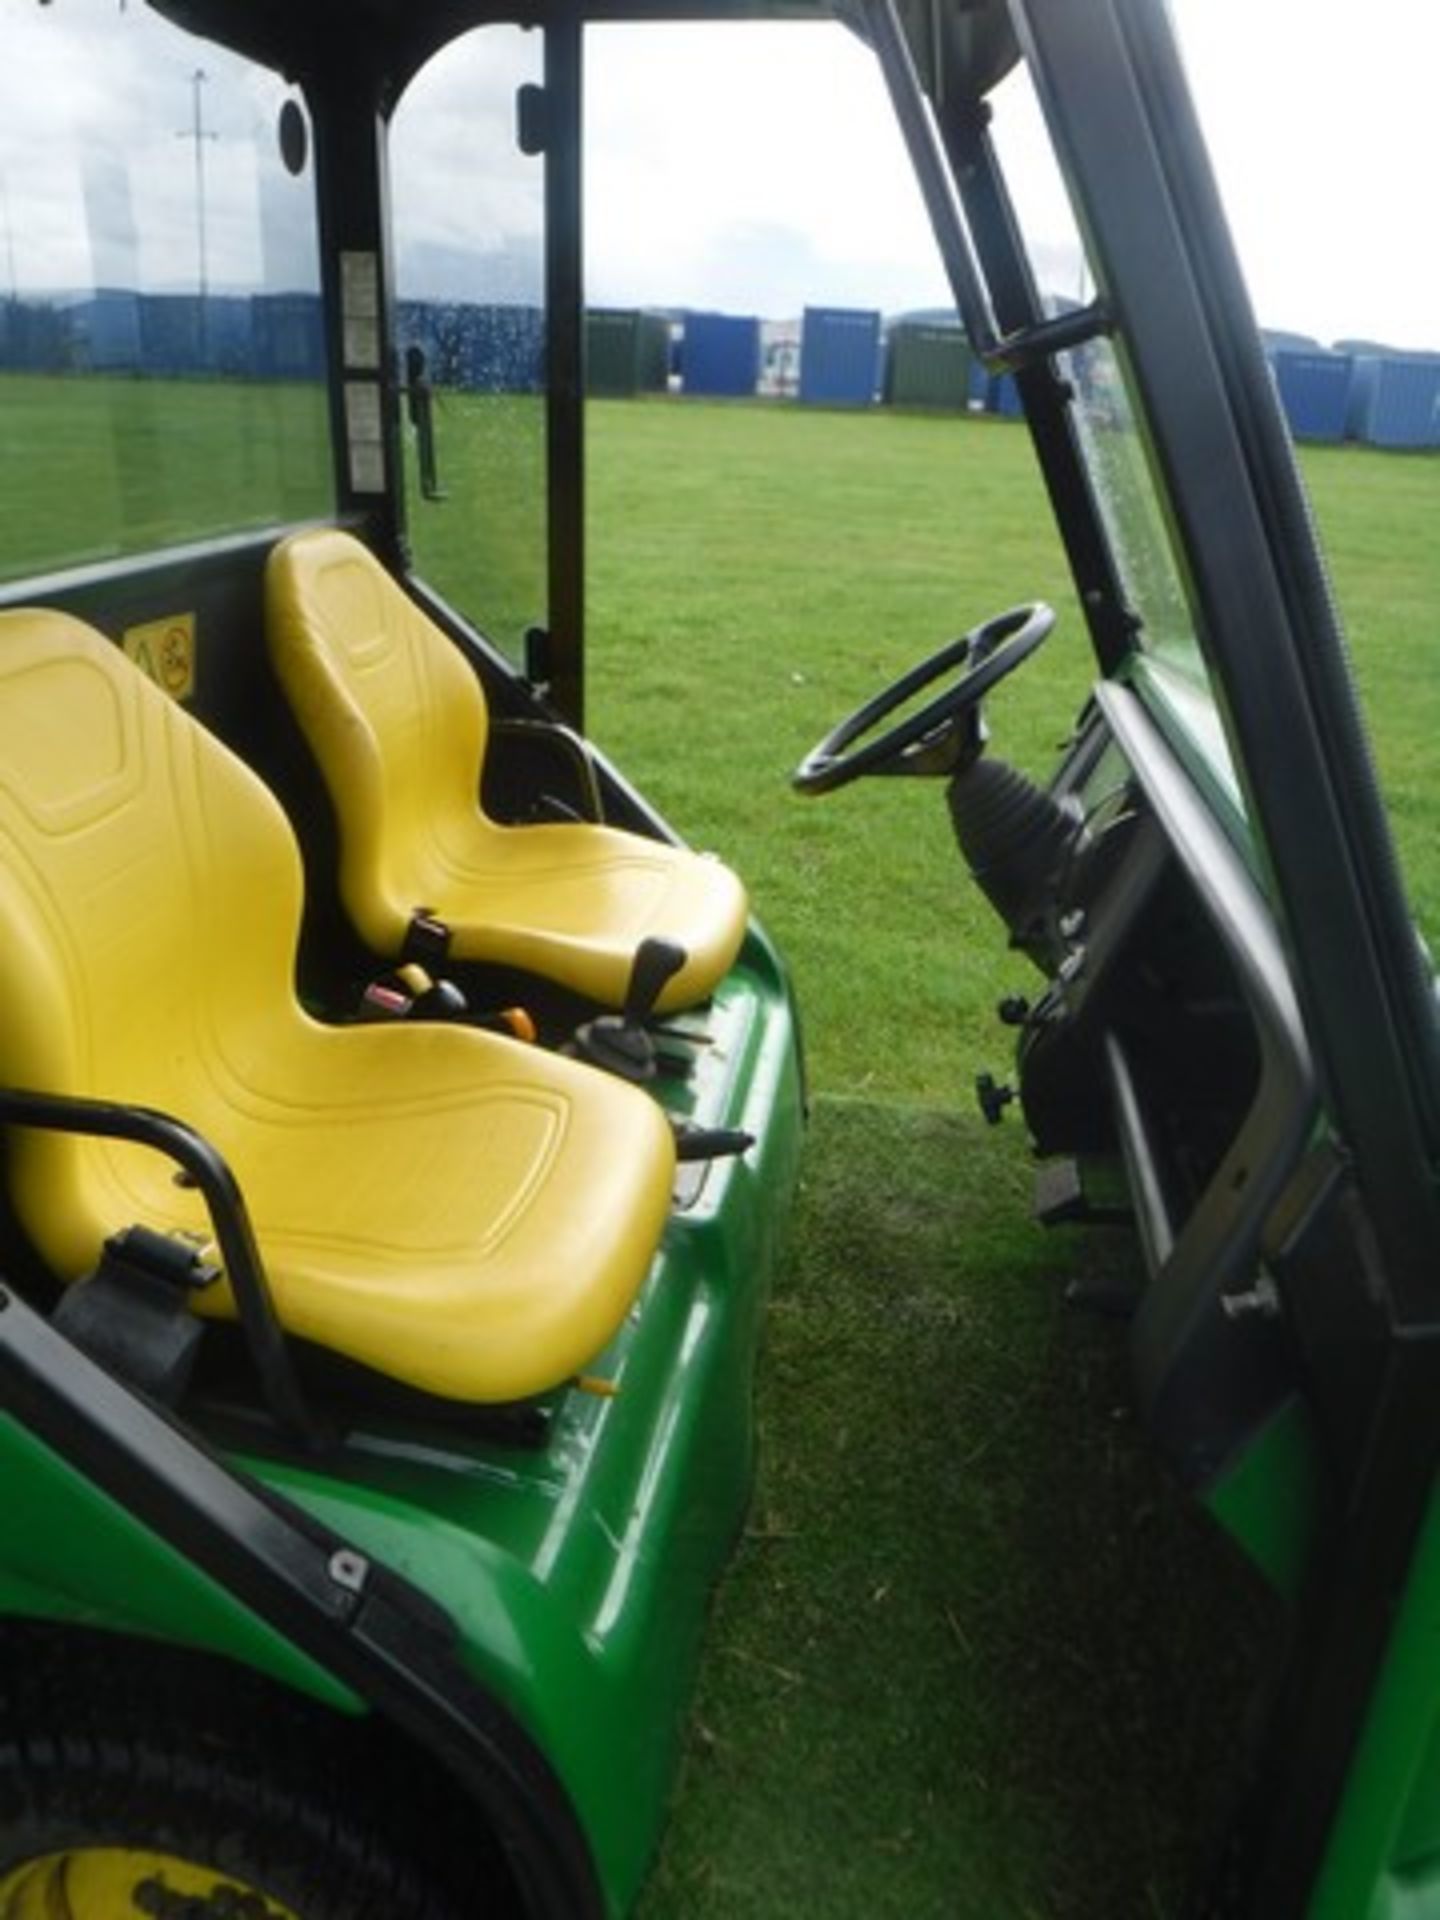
[406,389,548,659]
[1300,443,1440,936]
[406,393,1437,1910]
[635,1099,1272,1920]
[0,371,330,583]
[574,398,1437,1916]
[586,399,1095,1101]
[584,400,1440,1096]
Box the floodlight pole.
[0,173,16,305]
[177,69,217,364]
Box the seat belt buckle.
[402,908,452,970]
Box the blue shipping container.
[205,295,255,375]
[407,302,543,393]
[0,299,70,372]
[988,371,1023,418]
[1271,350,1354,443]
[396,298,443,375]
[139,295,203,375]
[461,304,545,393]
[70,289,141,371]
[799,306,880,407]
[1348,356,1440,449]
[681,312,760,398]
[251,292,325,380]
[1346,356,1379,440]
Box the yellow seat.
[265,528,748,1012]
[0,610,677,1403]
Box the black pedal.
[53,1225,218,1405]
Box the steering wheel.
[791,602,1056,796]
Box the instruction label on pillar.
[341,249,380,371]
[123,613,196,702]
[345,379,385,493]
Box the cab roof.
[148,0,1019,107]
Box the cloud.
[1,0,1432,346]
[578,7,1437,343]
[0,2,317,296]
[1172,0,1439,347]
[582,21,951,316]
[390,25,544,304]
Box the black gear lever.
[569,938,688,1082]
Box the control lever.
[673,1122,754,1163]
[975,1071,1016,1125]
[570,938,688,1083]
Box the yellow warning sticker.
[123,613,196,703]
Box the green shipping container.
[885,323,973,410]
[636,313,670,392]
[587,308,671,396]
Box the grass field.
[572,399,1438,1918]
[409,392,1440,1916]
[586,401,1094,1098]
[581,400,1440,1090]
[5,374,1437,1915]
[0,372,330,584]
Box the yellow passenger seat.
[0,609,677,1403]
[265,529,748,1012]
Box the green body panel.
[587,311,644,397]
[1204,1399,1324,1604]
[586,312,670,398]
[0,1414,362,1717]
[257,929,804,1912]
[636,316,671,394]
[884,323,973,411]
[0,925,803,1920]
[1309,1481,1440,1919]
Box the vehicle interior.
[0,0,1436,1915]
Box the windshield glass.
[988,64,1246,810]
[390,26,547,666]
[0,0,330,580]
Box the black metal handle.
[861,0,1109,375]
[0,1086,318,1446]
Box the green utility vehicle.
[0,0,1435,1916]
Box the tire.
[0,1624,524,1920]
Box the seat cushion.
[408,815,748,1010]
[0,610,677,1402]
[39,1018,677,1403]
[266,528,748,1010]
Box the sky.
[2,0,1436,352]
[580,1,1439,349]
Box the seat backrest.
[0,609,305,1276]
[265,528,493,954]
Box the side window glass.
[390,27,547,666]
[0,0,331,582]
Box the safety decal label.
[344,379,386,493]
[341,249,381,370]
[123,613,196,702]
